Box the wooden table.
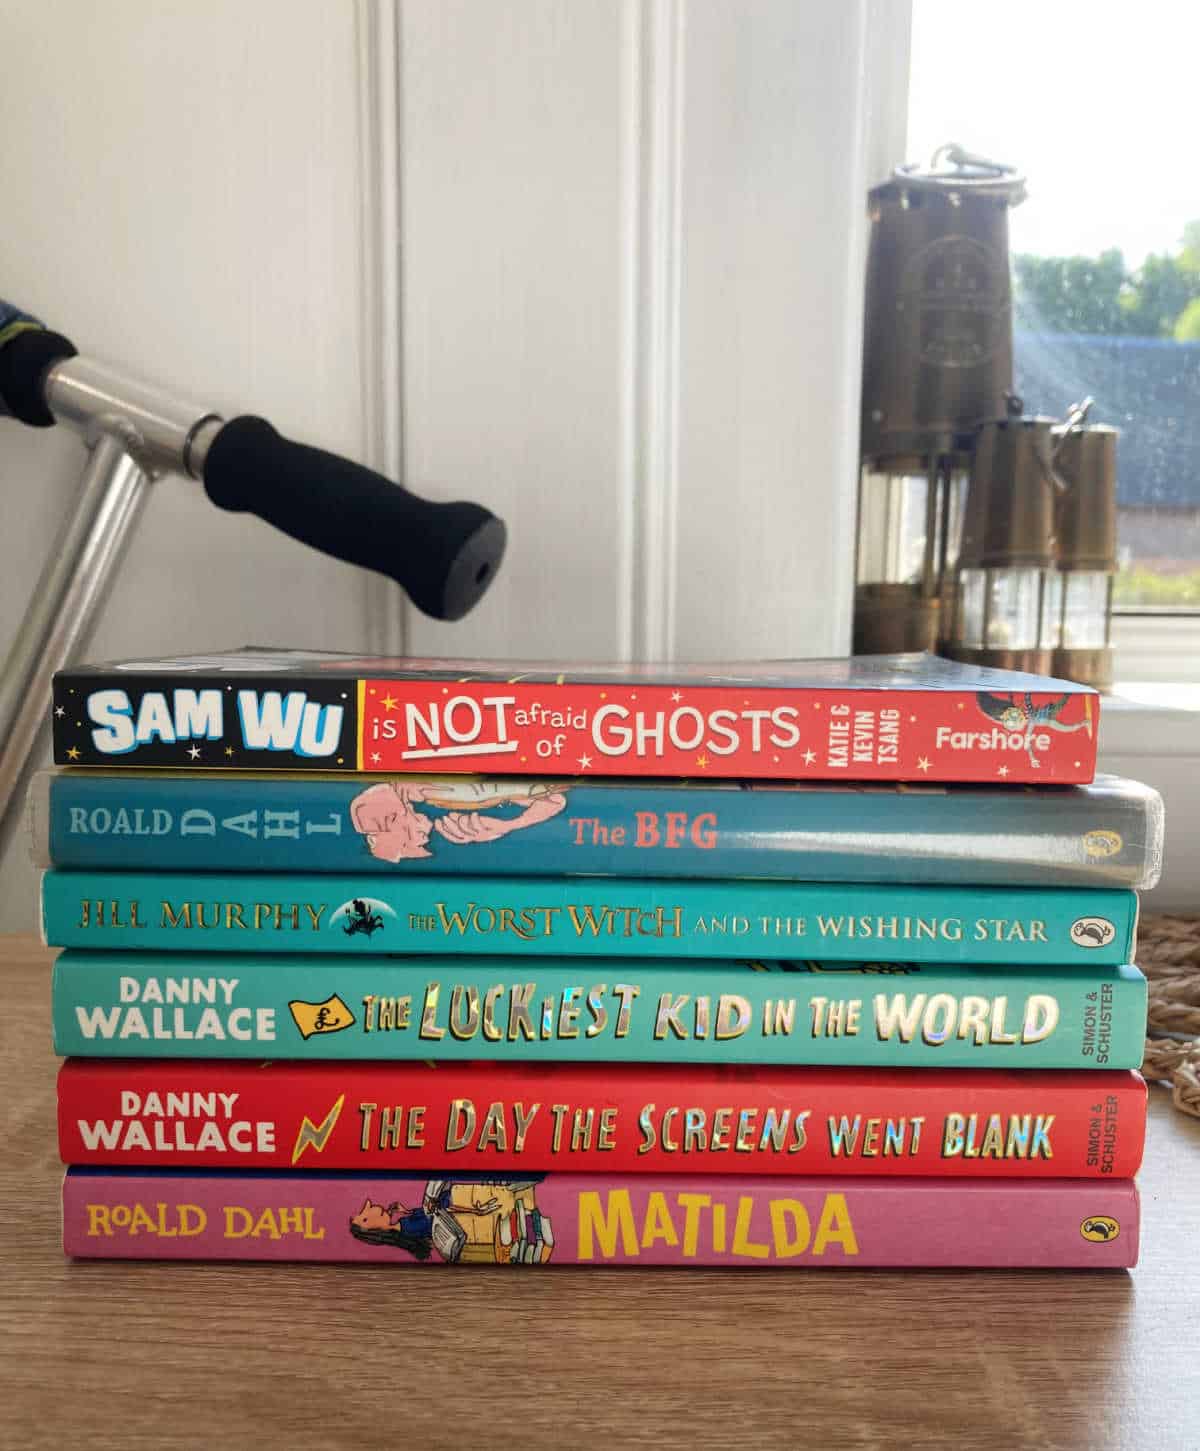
[2,935,1197,1450]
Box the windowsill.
[1098,683,1198,911]
[1108,681,1200,708]
[1111,614,1200,685]
[1101,681,1200,752]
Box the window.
[908,1,1200,633]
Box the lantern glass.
[1039,570,1063,650]
[856,461,970,588]
[1060,571,1111,649]
[954,567,986,646]
[941,467,970,575]
[953,566,1044,650]
[856,467,931,587]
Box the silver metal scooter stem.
[0,431,144,861]
[0,356,222,860]
[44,355,221,478]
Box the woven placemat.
[1139,913,1200,1118]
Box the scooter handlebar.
[201,415,506,622]
[0,301,506,620]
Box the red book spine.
[58,1060,1145,1178]
[358,681,1097,783]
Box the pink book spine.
[63,1171,1138,1269]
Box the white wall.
[0,0,907,930]
[0,0,372,929]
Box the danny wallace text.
[71,977,276,1043]
[74,1089,276,1154]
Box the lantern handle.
[1051,397,1095,458]
[929,143,1019,180]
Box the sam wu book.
[51,647,1099,783]
[40,872,1140,966]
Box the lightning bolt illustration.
[291,1094,345,1165]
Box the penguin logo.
[1082,830,1123,859]
[1080,1216,1120,1242]
[1071,916,1116,948]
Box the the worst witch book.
[50,648,1099,783]
[40,872,1138,965]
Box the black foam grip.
[202,415,506,621]
[0,328,77,426]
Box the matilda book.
[50,647,1099,783]
[62,1168,1139,1268]
[40,871,1139,965]
[56,1058,1147,1177]
[29,769,1163,889]
[50,952,1148,1069]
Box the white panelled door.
[390,0,910,663]
[0,0,908,929]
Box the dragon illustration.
[974,692,1093,768]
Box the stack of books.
[41,649,1160,1267]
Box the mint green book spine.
[40,871,1138,966]
[51,952,1147,1068]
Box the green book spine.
[40,871,1139,965]
[51,952,1148,1068]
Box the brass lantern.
[1048,413,1118,689]
[942,414,1062,674]
[855,145,1026,656]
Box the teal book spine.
[41,870,1138,965]
[28,769,1165,889]
[51,952,1148,1067]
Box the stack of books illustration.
[40,649,1160,1267]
